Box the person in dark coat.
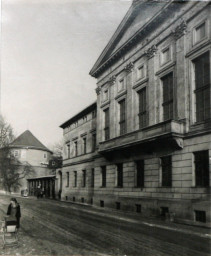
[6,198,21,228]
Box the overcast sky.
[1,0,131,148]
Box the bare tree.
[0,115,34,193]
[48,139,63,157]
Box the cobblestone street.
[0,195,210,256]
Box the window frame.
[101,166,107,187]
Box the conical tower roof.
[10,130,51,153]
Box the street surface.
[0,194,210,256]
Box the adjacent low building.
[60,0,211,226]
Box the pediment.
[90,0,167,78]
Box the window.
[162,73,173,121]
[91,168,95,188]
[74,171,77,187]
[137,65,144,80]
[119,99,126,135]
[194,151,209,187]
[92,133,96,151]
[100,200,104,207]
[161,156,172,187]
[66,172,69,187]
[92,110,96,118]
[195,210,206,223]
[136,160,144,187]
[83,115,87,122]
[194,22,206,44]
[138,88,147,128]
[14,150,19,157]
[116,202,121,210]
[136,204,141,213]
[193,52,210,122]
[74,141,78,157]
[117,163,123,187]
[67,144,70,159]
[83,137,87,154]
[82,170,86,187]
[161,47,171,64]
[103,88,109,102]
[104,108,110,140]
[44,153,47,159]
[101,166,106,187]
[118,78,125,92]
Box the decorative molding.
[173,20,187,40]
[124,62,134,73]
[80,132,87,137]
[108,76,116,85]
[145,45,157,59]
[95,87,101,95]
[132,77,148,91]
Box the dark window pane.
[194,52,210,122]
[194,151,209,187]
[161,156,172,187]
[162,73,173,121]
[136,160,144,187]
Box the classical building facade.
[61,0,211,226]
[9,130,55,197]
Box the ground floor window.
[194,150,209,187]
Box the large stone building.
[9,130,55,197]
[61,0,211,226]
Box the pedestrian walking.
[6,198,21,229]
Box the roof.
[60,101,97,129]
[10,130,52,153]
[27,175,56,180]
[89,0,186,78]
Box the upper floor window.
[161,73,173,121]
[92,133,96,152]
[136,160,144,187]
[116,163,123,188]
[82,170,86,187]
[193,52,210,122]
[74,141,78,157]
[138,88,147,128]
[161,46,171,65]
[137,64,145,80]
[104,108,110,140]
[118,78,126,92]
[92,110,96,118]
[83,115,87,122]
[44,153,47,159]
[193,21,207,45]
[103,88,109,102]
[194,150,209,187]
[119,99,126,135]
[67,144,70,159]
[14,150,19,157]
[74,171,77,187]
[101,166,107,187]
[161,156,172,187]
[83,137,87,154]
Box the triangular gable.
[10,130,51,152]
[90,0,168,78]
